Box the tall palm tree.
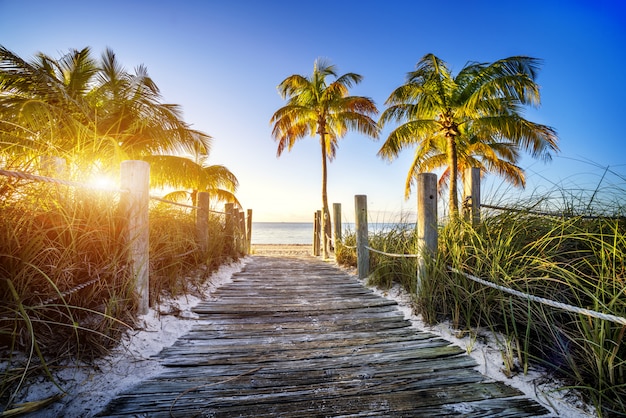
[271,58,379,258]
[378,53,559,218]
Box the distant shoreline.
[251,244,313,256]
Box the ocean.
[251,222,315,244]
[250,222,415,244]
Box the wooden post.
[463,167,481,226]
[120,160,150,315]
[238,210,246,254]
[225,203,234,256]
[196,192,210,256]
[246,209,253,255]
[417,173,437,290]
[234,209,241,255]
[323,209,332,256]
[333,203,342,245]
[355,195,369,279]
[313,210,321,256]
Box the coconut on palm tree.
[270,58,379,258]
[378,53,559,218]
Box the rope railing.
[149,194,199,210]
[0,168,228,214]
[0,163,241,306]
[148,195,227,215]
[0,167,230,215]
[0,168,127,193]
[449,267,626,326]
[37,276,103,307]
[365,245,419,258]
[359,241,626,326]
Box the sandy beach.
[251,243,314,257]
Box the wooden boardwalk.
[99,254,550,417]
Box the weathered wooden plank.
[158,340,464,368]
[162,333,446,355]
[99,380,541,417]
[157,355,478,382]
[98,255,549,417]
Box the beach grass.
[0,181,238,409]
[337,187,626,417]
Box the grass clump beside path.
[337,203,626,417]
[0,182,240,411]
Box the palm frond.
[378,53,558,215]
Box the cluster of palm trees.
[0,45,238,206]
[271,54,559,258]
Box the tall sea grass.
[337,174,626,416]
[429,212,626,416]
[0,179,236,410]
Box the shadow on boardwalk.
[99,254,550,417]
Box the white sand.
[365,281,596,417]
[9,249,595,417]
[8,260,245,417]
[251,243,313,257]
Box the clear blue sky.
[1,0,624,221]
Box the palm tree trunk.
[447,134,459,218]
[320,133,330,259]
[320,130,330,259]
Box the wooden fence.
[112,161,251,314]
[350,172,439,282]
[0,159,251,315]
[329,167,626,327]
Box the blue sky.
[1,0,624,221]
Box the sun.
[88,174,117,191]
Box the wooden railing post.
[120,160,150,315]
[313,210,321,256]
[463,167,481,226]
[355,195,369,279]
[333,203,342,245]
[323,209,332,257]
[417,173,437,290]
[225,203,234,257]
[196,192,210,256]
[246,209,253,255]
[238,210,246,254]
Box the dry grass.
[0,182,240,410]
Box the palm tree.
[143,153,240,209]
[412,127,526,195]
[92,48,209,161]
[0,46,97,166]
[378,53,559,218]
[0,46,212,179]
[270,58,379,258]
